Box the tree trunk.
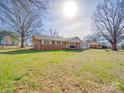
[111,42,117,51]
[20,33,25,48]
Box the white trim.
[55,41,63,45]
[42,40,44,45]
[42,40,52,45]
[49,41,52,45]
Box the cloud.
[43,0,102,40]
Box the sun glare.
[62,1,78,18]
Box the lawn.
[0,49,124,93]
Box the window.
[42,40,52,45]
[55,41,62,45]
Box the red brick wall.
[40,40,66,50]
[33,38,81,50]
[34,40,66,50]
[33,40,41,50]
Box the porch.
[66,42,81,49]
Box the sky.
[43,0,103,40]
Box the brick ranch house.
[89,41,108,49]
[32,35,82,50]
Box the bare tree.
[0,0,49,10]
[93,0,124,51]
[84,33,100,42]
[0,0,49,47]
[50,29,59,36]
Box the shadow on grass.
[64,49,85,52]
[0,49,41,55]
[0,49,86,55]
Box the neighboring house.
[89,42,101,49]
[121,43,124,49]
[120,40,124,49]
[32,35,82,50]
[89,41,108,49]
[0,31,19,46]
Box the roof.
[89,41,106,46]
[33,35,82,43]
[67,37,82,43]
[89,42,99,45]
[33,35,66,41]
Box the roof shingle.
[33,35,82,43]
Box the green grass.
[0,49,124,93]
